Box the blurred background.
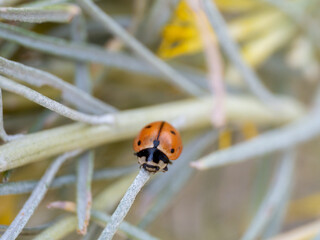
[1,0,320,239]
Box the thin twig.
[260,0,320,52]
[0,219,60,235]
[76,152,93,235]
[239,20,296,67]
[201,0,280,106]
[262,189,292,238]
[0,95,304,171]
[92,173,138,211]
[241,150,295,240]
[32,216,77,240]
[103,0,146,53]
[190,87,320,170]
[21,0,71,8]
[0,89,23,142]
[0,56,117,114]
[0,165,136,195]
[270,218,320,240]
[0,22,161,76]
[83,224,100,239]
[98,169,151,240]
[0,23,32,59]
[0,150,80,240]
[193,85,320,169]
[172,62,209,89]
[0,22,206,95]
[44,202,159,240]
[187,0,226,127]
[227,10,284,42]
[140,0,180,45]
[76,0,205,96]
[139,131,218,228]
[0,5,80,23]
[259,0,304,23]
[71,14,91,93]
[190,101,318,170]
[128,0,147,35]
[33,174,137,240]
[0,20,213,93]
[0,76,115,125]
[71,15,94,235]
[92,210,158,240]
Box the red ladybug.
[133,121,183,173]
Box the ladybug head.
[135,147,170,164]
[135,147,172,173]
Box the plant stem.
[0,150,80,240]
[77,0,205,96]
[0,5,80,23]
[0,95,304,171]
[0,76,115,125]
[0,165,136,195]
[202,0,279,106]
[98,169,151,240]
[0,56,117,114]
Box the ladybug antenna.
[153,140,160,148]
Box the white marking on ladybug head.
[138,156,147,165]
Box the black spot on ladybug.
[138,140,141,146]
[171,148,175,153]
[145,125,152,128]
[170,130,176,135]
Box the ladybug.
[133,121,183,173]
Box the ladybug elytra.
[133,121,183,173]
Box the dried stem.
[0,150,80,240]
[0,89,23,142]
[0,165,136,195]
[0,23,32,59]
[71,14,92,93]
[0,5,80,23]
[0,220,58,235]
[201,0,280,106]
[270,218,320,240]
[139,131,218,228]
[44,203,159,240]
[76,152,93,235]
[71,15,94,235]
[0,22,208,91]
[76,0,205,96]
[0,22,159,76]
[0,56,117,114]
[0,76,115,125]
[33,174,137,240]
[21,0,71,8]
[32,216,77,240]
[98,169,151,240]
[0,95,304,171]
[190,102,319,170]
[191,86,320,170]
[187,0,226,127]
[91,210,158,240]
[241,150,295,240]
